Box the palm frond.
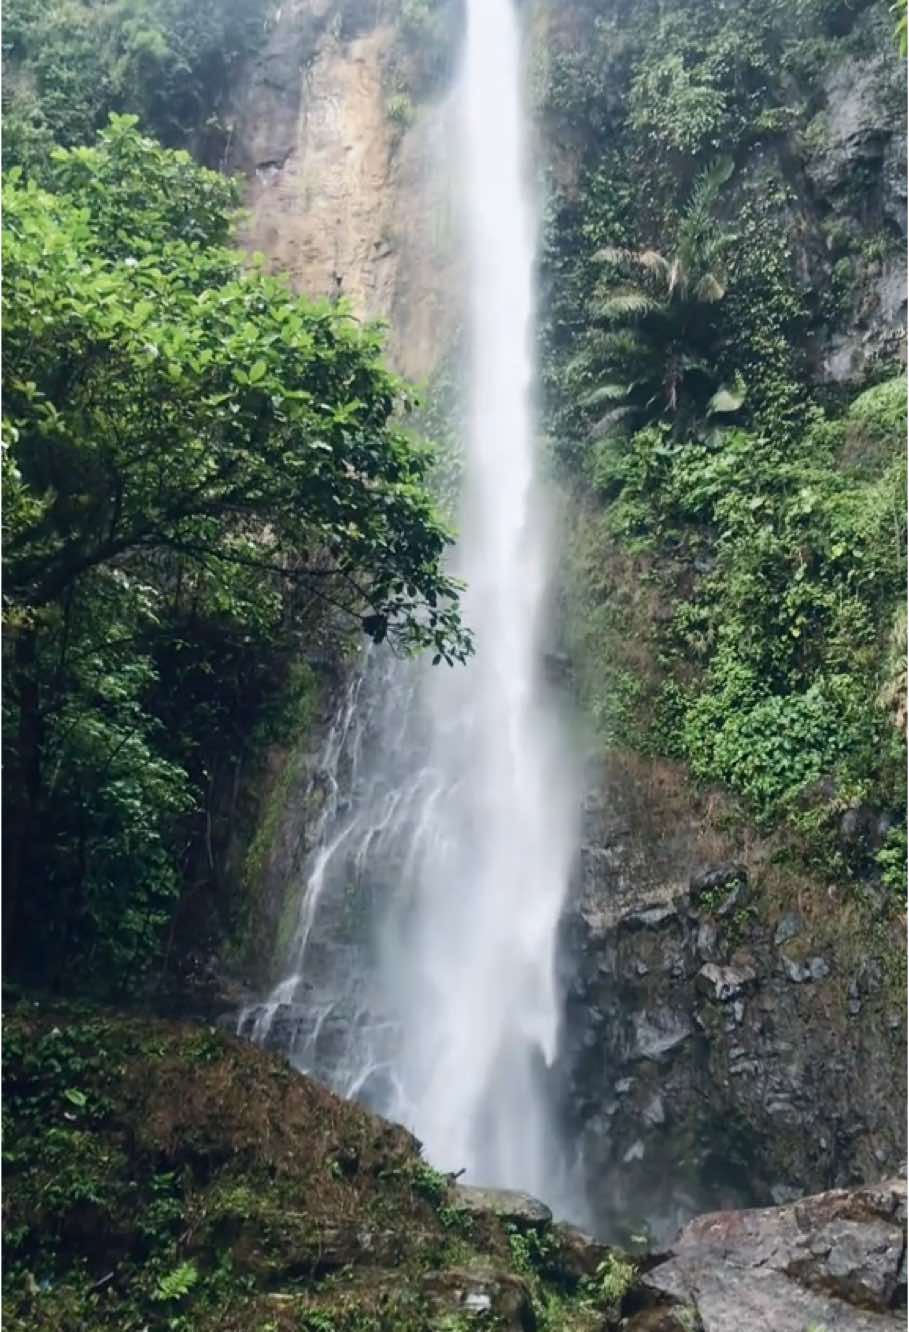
[595,288,661,320]
[564,349,595,378]
[686,155,735,221]
[694,272,726,303]
[593,245,635,266]
[589,330,647,359]
[632,249,671,278]
[667,258,687,298]
[707,375,747,415]
[590,404,637,439]
[582,382,632,408]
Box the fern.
[153,1260,198,1303]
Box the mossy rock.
[2,1001,613,1332]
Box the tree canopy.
[2,117,469,988]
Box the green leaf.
[708,380,747,415]
[248,360,267,384]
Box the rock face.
[799,23,908,381]
[560,754,906,1243]
[631,1177,908,1332]
[452,1185,553,1230]
[423,1266,536,1332]
[225,0,460,381]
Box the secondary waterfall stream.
[241,0,580,1212]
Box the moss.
[2,1003,616,1332]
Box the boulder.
[637,1178,907,1332]
[690,865,748,917]
[451,1184,553,1230]
[696,963,757,1002]
[551,1222,611,1280]
[422,1265,537,1332]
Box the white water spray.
[241,0,579,1210]
[377,0,578,1195]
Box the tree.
[2,117,469,987]
[579,156,744,436]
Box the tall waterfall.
[241,0,579,1211]
[383,0,578,1195]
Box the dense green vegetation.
[2,1003,624,1332]
[2,118,468,992]
[538,0,907,896]
[2,0,272,172]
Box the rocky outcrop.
[798,14,907,381]
[453,1184,554,1229]
[630,1177,907,1332]
[561,754,906,1244]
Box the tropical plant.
[892,0,907,57]
[580,156,743,435]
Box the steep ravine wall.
[220,0,906,1240]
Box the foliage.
[153,1260,199,1303]
[539,0,906,903]
[2,119,469,990]
[578,156,738,435]
[391,0,461,100]
[3,1004,611,1332]
[2,0,272,173]
[589,386,906,832]
[387,92,416,128]
[582,1252,637,1316]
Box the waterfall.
[240,0,579,1212]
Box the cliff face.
[221,0,906,1239]
[560,753,905,1242]
[224,0,461,382]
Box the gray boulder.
[452,1184,552,1230]
[634,1178,907,1332]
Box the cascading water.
[241,0,580,1213]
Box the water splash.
[241,0,580,1213]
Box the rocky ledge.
[630,1177,907,1332]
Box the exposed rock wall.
[560,753,905,1243]
[225,0,461,381]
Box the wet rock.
[639,1178,907,1331]
[810,956,832,981]
[550,1223,611,1280]
[690,864,747,911]
[774,912,803,947]
[643,1095,666,1127]
[625,903,679,930]
[782,954,831,984]
[565,753,906,1242]
[422,1265,536,1332]
[770,1183,803,1205]
[696,963,757,1003]
[631,1010,692,1061]
[696,920,719,961]
[452,1185,552,1231]
[782,955,811,983]
[624,1139,646,1163]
